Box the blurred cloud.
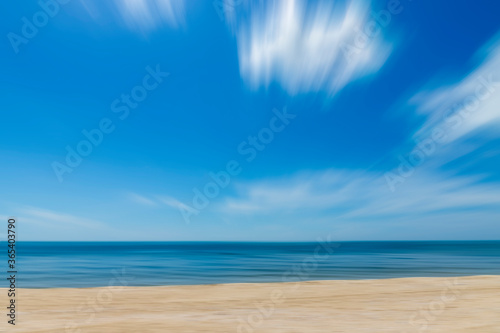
[380,33,500,183]
[19,206,107,230]
[157,195,193,211]
[410,35,500,144]
[127,192,158,206]
[127,192,192,211]
[231,0,393,95]
[219,169,500,223]
[79,0,185,32]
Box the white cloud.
[410,35,500,144]
[118,0,184,30]
[157,195,192,211]
[222,170,366,213]
[127,192,158,206]
[19,207,106,230]
[126,192,191,211]
[79,0,185,32]
[220,169,500,222]
[234,0,393,95]
[380,33,500,183]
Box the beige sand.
[2,275,499,332]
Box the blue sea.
[5,241,500,288]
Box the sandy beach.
[3,275,499,332]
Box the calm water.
[4,241,500,288]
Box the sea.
[5,241,500,288]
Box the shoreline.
[3,275,499,332]
[13,273,498,289]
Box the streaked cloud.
[127,192,192,211]
[219,169,500,222]
[410,34,500,145]
[157,195,193,211]
[232,0,393,95]
[19,206,107,230]
[79,0,185,32]
[127,192,158,206]
[380,33,500,185]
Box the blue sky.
[1,0,499,241]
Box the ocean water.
[4,241,500,288]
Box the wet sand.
[3,275,499,332]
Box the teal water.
[5,241,500,288]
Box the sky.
[0,0,499,241]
